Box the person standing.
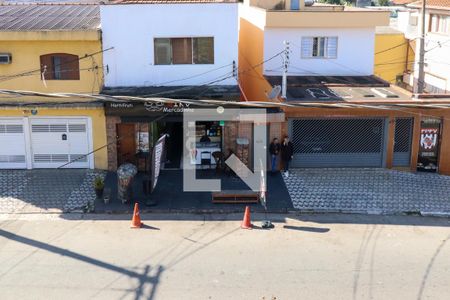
[269,138,280,175]
[280,136,294,177]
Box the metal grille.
[68,124,86,132]
[393,118,414,167]
[0,124,23,133]
[32,124,67,133]
[289,118,386,168]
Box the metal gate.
[289,118,386,168]
[393,117,414,167]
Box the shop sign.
[420,128,438,156]
[144,101,193,113]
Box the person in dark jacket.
[280,136,294,177]
[269,138,280,174]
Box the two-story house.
[239,0,450,175]
[397,0,450,93]
[100,0,284,172]
[0,4,107,170]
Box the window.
[40,53,80,80]
[301,37,338,59]
[430,14,450,34]
[154,37,214,65]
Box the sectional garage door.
[30,118,90,168]
[289,118,387,168]
[0,119,27,169]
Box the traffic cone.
[130,202,143,228]
[241,206,253,229]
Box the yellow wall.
[0,106,108,170]
[266,10,390,28]
[0,37,103,94]
[374,33,415,83]
[239,18,273,101]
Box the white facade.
[263,27,376,77]
[100,3,239,87]
[397,8,450,93]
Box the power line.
[0,47,113,84]
[375,41,410,55]
[153,62,234,86]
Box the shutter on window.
[172,38,192,64]
[61,54,80,80]
[301,37,313,58]
[326,37,338,58]
[40,54,55,80]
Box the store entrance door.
[163,122,184,169]
[417,118,442,172]
[117,123,136,167]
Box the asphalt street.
[0,213,449,300]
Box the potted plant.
[93,176,104,199]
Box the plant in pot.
[93,176,104,199]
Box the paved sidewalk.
[284,168,450,215]
[0,170,104,213]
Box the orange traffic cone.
[241,206,253,229]
[130,202,143,228]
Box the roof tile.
[0,4,100,31]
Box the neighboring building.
[0,4,107,169]
[375,21,415,83]
[397,0,450,93]
[100,0,282,171]
[239,0,450,175]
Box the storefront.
[104,102,284,172]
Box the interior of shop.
[118,120,224,171]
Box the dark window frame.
[40,53,80,80]
[154,37,214,65]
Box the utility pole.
[414,0,426,96]
[282,40,290,99]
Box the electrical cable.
[0,47,114,83]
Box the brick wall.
[106,116,121,171]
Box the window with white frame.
[301,37,338,59]
[154,37,214,65]
[429,14,450,34]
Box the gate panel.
[393,118,414,167]
[289,118,385,168]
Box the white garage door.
[30,118,90,168]
[0,119,27,169]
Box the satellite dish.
[267,85,281,100]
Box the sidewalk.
[95,170,293,214]
[284,168,450,216]
[0,169,104,213]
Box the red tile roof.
[113,0,237,4]
[391,0,416,5]
[409,0,450,8]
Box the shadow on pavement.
[0,229,163,300]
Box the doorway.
[160,122,183,169]
[117,123,136,167]
[417,118,442,172]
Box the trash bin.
[117,163,138,204]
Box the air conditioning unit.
[0,53,12,64]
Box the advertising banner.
[150,134,166,193]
